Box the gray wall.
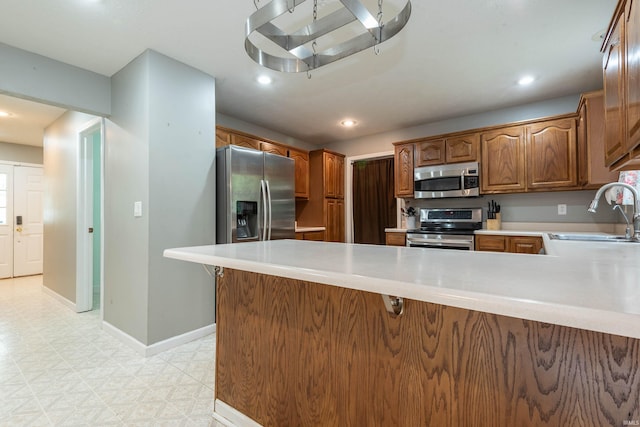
[0,141,43,164]
[106,50,216,345]
[0,42,110,115]
[43,110,98,302]
[217,113,316,151]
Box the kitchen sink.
[548,233,638,243]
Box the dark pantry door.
[352,158,396,245]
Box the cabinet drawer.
[475,235,507,252]
[385,232,406,246]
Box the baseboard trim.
[101,320,216,357]
[42,285,77,312]
[101,320,147,355]
[145,323,216,357]
[214,399,262,427]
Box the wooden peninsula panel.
[216,269,640,427]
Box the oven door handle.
[408,237,472,248]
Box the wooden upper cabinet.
[416,140,445,166]
[603,10,627,166]
[577,91,619,187]
[260,141,287,156]
[216,127,232,148]
[288,148,309,199]
[230,133,261,150]
[415,134,480,167]
[394,143,414,197]
[446,133,480,163]
[481,126,526,193]
[526,117,578,190]
[323,151,344,199]
[627,0,640,152]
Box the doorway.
[0,163,44,279]
[345,151,399,244]
[76,119,103,313]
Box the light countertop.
[295,226,326,233]
[164,239,640,339]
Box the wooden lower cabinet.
[385,231,406,246]
[295,230,325,241]
[476,234,543,254]
[325,199,344,242]
[217,269,640,427]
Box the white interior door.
[13,166,44,277]
[0,165,14,279]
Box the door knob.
[16,226,22,233]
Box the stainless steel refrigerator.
[216,145,295,243]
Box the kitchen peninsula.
[165,240,640,427]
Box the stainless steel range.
[406,208,482,251]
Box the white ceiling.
[0,0,617,147]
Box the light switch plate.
[134,201,142,217]
[557,204,567,215]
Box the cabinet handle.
[381,295,404,317]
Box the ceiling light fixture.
[341,119,357,127]
[246,0,412,74]
[518,75,535,86]
[257,75,273,85]
[0,111,10,118]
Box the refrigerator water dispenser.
[236,201,257,239]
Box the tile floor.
[0,275,223,426]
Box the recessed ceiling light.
[341,119,357,127]
[257,75,272,85]
[0,111,10,118]
[518,75,535,86]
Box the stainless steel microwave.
[414,161,480,199]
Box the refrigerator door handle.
[260,179,268,241]
[265,180,272,240]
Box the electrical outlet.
[558,204,567,215]
[134,201,142,217]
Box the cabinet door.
[336,155,344,199]
[578,92,619,187]
[216,127,232,148]
[231,133,261,150]
[603,12,626,166]
[385,232,406,246]
[288,148,309,199]
[627,0,640,152]
[261,141,287,156]
[303,230,325,241]
[480,126,526,193]
[446,133,480,163]
[325,199,344,242]
[324,152,337,198]
[526,118,578,190]
[394,144,414,198]
[475,235,507,252]
[508,236,543,254]
[577,99,589,186]
[416,140,445,166]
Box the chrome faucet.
[588,182,640,241]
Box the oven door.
[406,233,474,251]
